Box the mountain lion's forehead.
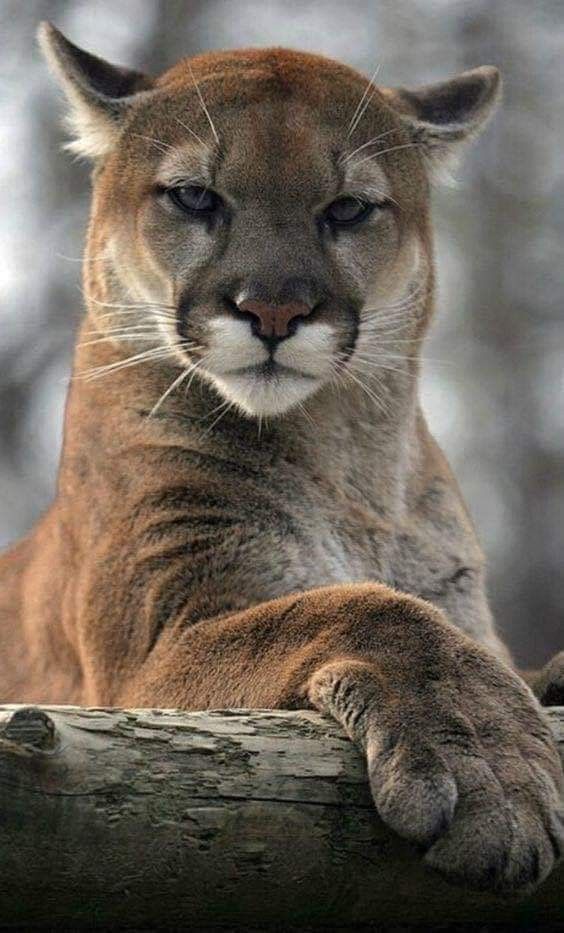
[155,46,380,112]
[149,89,394,207]
[154,98,342,202]
[131,49,401,201]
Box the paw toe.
[425,802,557,895]
[368,742,457,846]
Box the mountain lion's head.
[39,23,500,417]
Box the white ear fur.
[383,66,502,183]
[37,21,153,160]
[60,102,121,161]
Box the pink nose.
[237,298,313,339]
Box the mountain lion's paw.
[365,663,564,894]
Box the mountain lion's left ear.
[37,21,154,160]
[382,66,501,180]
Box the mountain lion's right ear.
[37,21,153,159]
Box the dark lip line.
[223,362,318,381]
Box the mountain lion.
[1,22,563,895]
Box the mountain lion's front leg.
[119,582,563,895]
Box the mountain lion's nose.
[236,298,314,340]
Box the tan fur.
[0,24,562,894]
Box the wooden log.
[0,704,563,931]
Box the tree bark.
[0,704,563,931]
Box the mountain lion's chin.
[209,368,321,418]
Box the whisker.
[57,252,109,264]
[340,127,398,164]
[360,310,416,327]
[93,312,177,325]
[174,116,211,152]
[358,328,420,340]
[340,356,394,403]
[296,399,316,428]
[201,394,233,419]
[358,319,415,337]
[351,142,420,171]
[354,351,448,365]
[76,345,184,381]
[349,358,414,379]
[357,329,415,346]
[132,133,173,154]
[347,64,381,138]
[362,280,428,315]
[362,306,418,322]
[338,363,389,415]
[87,296,176,312]
[86,318,177,334]
[78,333,169,347]
[79,336,205,356]
[85,320,176,333]
[183,357,208,397]
[361,331,416,346]
[364,297,422,313]
[200,398,236,438]
[91,314,174,337]
[149,360,202,417]
[187,62,220,145]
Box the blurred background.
[0,0,562,665]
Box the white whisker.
[78,333,168,347]
[350,358,414,380]
[338,363,389,415]
[351,142,420,171]
[201,394,232,419]
[200,398,236,437]
[341,127,398,164]
[76,345,183,381]
[57,252,109,264]
[94,314,177,328]
[347,64,382,138]
[174,116,211,152]
[296,399,316,428]
[87,296,176,312]
[182,357,208,397]
[94,305,176,315]
[85,321,175,333]
[149,359,203,417]
[132,133,173,154]
[187,62,220,145]
[86,319,176,335]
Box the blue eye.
[168,185,220,215]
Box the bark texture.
[0,704,563,931]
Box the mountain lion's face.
[40,31,498,418]
[91,52,431,417]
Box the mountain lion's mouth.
[228,360,317,381]
[207,362,323,417]
[199,317,337,415]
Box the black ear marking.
[383,66,502,180]
[37,21,153,159]
[398,67,501,129]
[38,22,152,102]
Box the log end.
[1,706,58,752]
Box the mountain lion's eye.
[168,186,220,215]
[324,197,374,226]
